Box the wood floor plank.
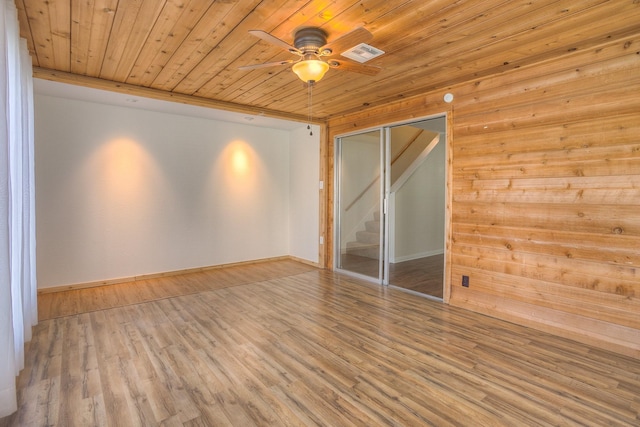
[3,259,640,426]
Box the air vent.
[341,43,384,63]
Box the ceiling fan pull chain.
[307,82,313,136]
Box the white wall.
[392,138,446,261]
[289,126,320,262]
[35,94,319,289]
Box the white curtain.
[0,0,37,417]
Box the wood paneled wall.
[326,33,640,358]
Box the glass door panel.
[336,129,383,281]
[386,117,446,299]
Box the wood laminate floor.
[340,254,444,298]
[2,260,639,426]
[389,255,444,298]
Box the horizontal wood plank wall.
[326,33,640,358]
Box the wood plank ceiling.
[14,0,639,122]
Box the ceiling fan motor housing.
[294,28,328,54]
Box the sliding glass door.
[335,129,384,281]
[386,117,446,299]
[335,116,446,299]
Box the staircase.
[345,211,381,259]
[343,130,441,261]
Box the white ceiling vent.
[341,43,385,63]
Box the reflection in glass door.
[335,129,383,281]
[386,117,446,299]
[335,116,446,299]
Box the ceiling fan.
[239,27,382,83]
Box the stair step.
[345,241,380,259]
[356,230,380,245]
[365,220,380,232]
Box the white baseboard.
[391,249,444,264]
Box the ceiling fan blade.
[328,59,381,76]
[248,30,300,53]
[323,27,373,55]
[238,59,294,71]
